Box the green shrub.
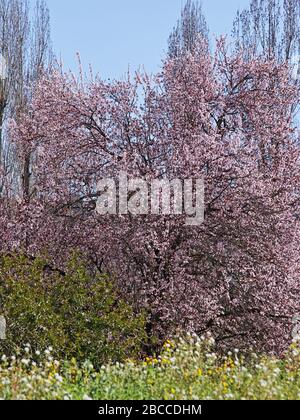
[0,254,146,367]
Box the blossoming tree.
[3,39,300,353]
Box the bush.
[0,254,146,367]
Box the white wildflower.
[260,380,268,387]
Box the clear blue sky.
[48,0,250,79]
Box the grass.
[0,334,299,400]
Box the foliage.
[0,254,146,368]
[0,335,299,400]
[1,33,299,353]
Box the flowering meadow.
[0,335,299,400]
